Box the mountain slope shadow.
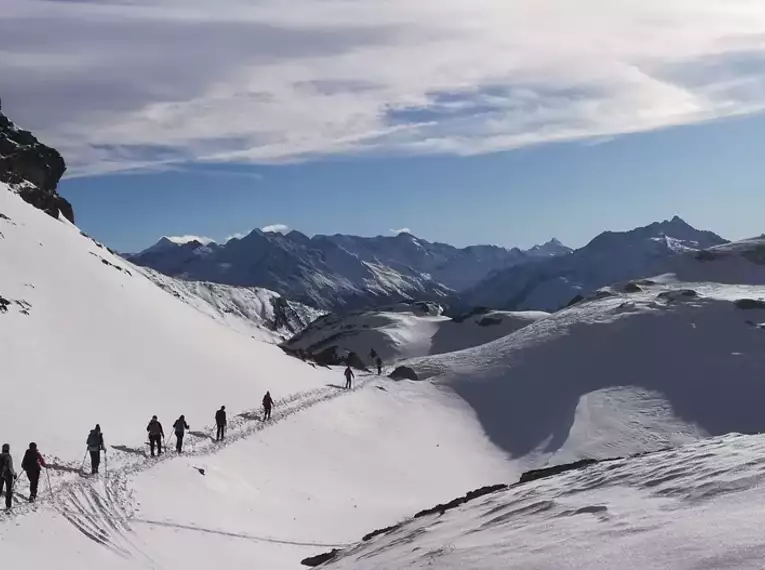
[446,298,765,458]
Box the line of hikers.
[0,442,48,509]
[0,391,276,511]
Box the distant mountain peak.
[528,238,573,258]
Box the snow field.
[323,432,765,569]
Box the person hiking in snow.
[21,442,47,503]
[215,406,227,441]
[376,356,383,375]
[262,392,273,421]
[173,415,189,453]
[0,443,17,510]
[146,415,165,457]
[86,425,105,474]
[344,365,354,390]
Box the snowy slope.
[321,432,765,569]
[467,216,727,311]
[283,302,548,367]
[0,182,337,460]
[138,268,324,342]
[401,241,765,468]
[0,183,516,569]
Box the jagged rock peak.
[0,101,73,223]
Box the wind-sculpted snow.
[320,433,765,569]
[404,264,765,467]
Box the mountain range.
[465,216,728,311]
[129,217,729,314]
[126,231,572,311]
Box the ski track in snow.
[2,375,377,563]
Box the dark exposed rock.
[623,282,642,293]
[477,316,502,327]
[734,299,765,310]
[0,107,72,223]
[301,549,340,567]
[0,295,10,313]
[657,289,698,302]
[413,484,509,519]
[362,523,400,542]
[519,459,599,483]
[389,366,418,381]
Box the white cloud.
[166,235,215,245]
[3,0,765,175]
[225,232,246,242]
[261,224,289,234]
[390,228,412,235]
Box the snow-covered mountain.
[139,268,324,342]
[127,231,569,312]
[397,237,765,468]
[466,216,727,311]
[6,115,765,570]
[0,180,515,568]
[282,301,548,368]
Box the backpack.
[0,452,10,477]
[87,430,101,448]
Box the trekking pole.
[80,450,88,472]
[45,469,53,502]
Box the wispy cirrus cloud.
[3,0,765,176]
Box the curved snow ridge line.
[133,518,352,548]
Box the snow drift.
[403,243,765,467]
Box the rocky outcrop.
[734,299,765,310]
[389,366,418,381]
[0,103,72,223]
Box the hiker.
[376,356,383,375]
[344,365,354,390]
[215,406,227,441]
[21,442,47,503]
[0,443,16,510]
[173,415,189,453]
[86,425,105,474]
[262,392,273,421]
[146,415,165,457]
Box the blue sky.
[60,112,765,252]
[3,0,765,252]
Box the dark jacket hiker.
[0,443,17,510]
[215,406,227,441]
[86,425,105,474]
[262,392,274,421]
[21,443,47,502]
[344,366,354,389]
[146,416,165,457]
[173,416,190,453]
